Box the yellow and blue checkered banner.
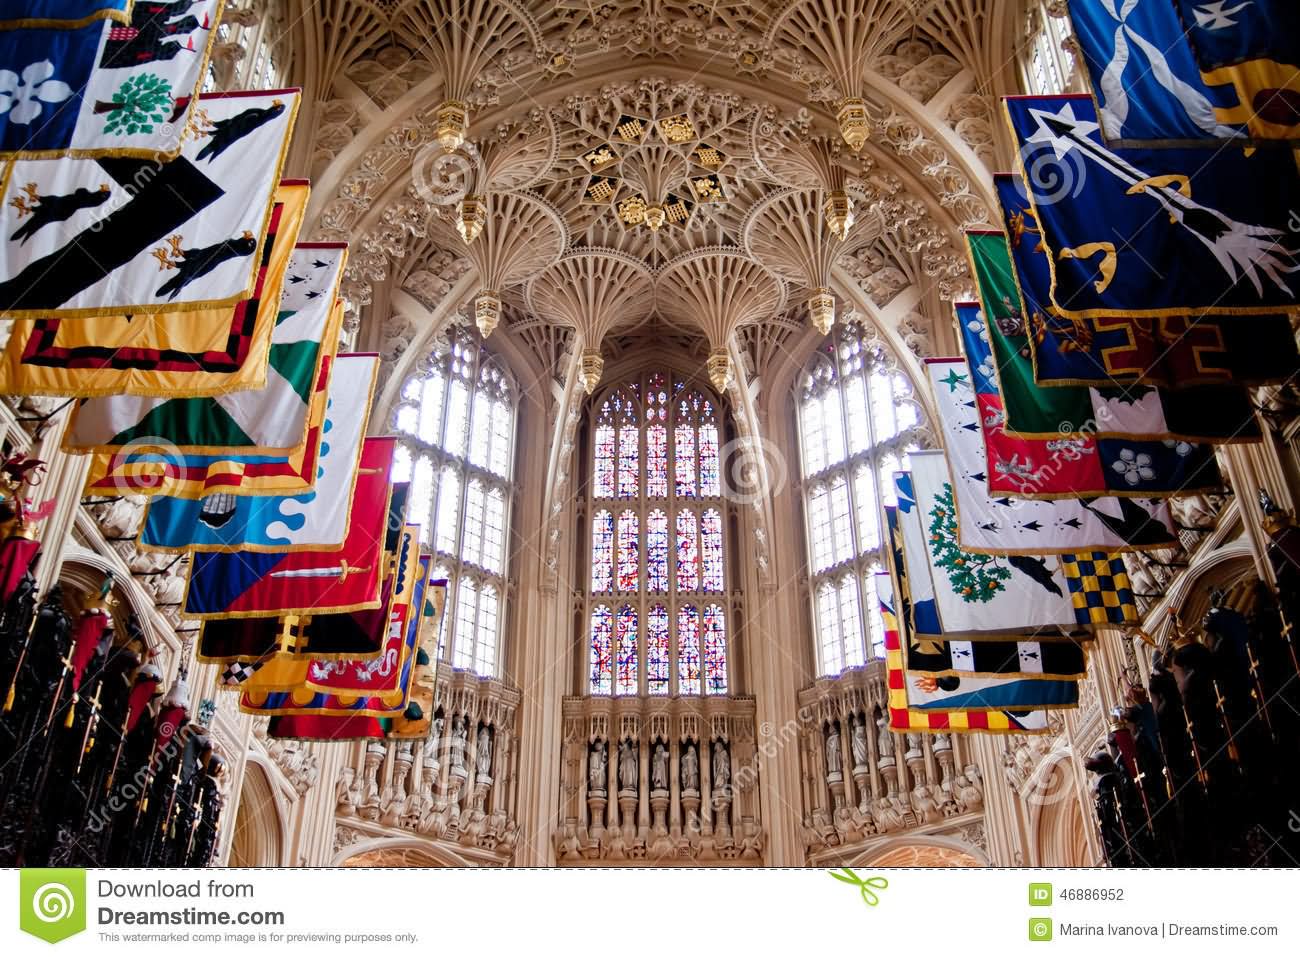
[1060,551,1139,625]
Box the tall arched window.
[797,319,923,676]
[586,371,730,697]
[392,324,516,677]
[1020,1,1076,95]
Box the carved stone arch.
[851,832,990,867]
[1024,750,1092,866]
[56,548,180,667]
[228,757,289,867]
[331,834,480,867]
[1163,545,1260,632]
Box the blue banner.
[1067,0,1242,142]
[1004,94,1300,317]
[0,20,97,151]
[0,1,131,30]
[1174,0,1300,70]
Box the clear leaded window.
[392,325,515,677]
[797,319,923,676]
[1021,2,1076,95]
[586,371,729,697]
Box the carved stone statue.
[681,743,699,792]
[425,716,444,764]
[588,742,607,792]
[712,740,730,790]
[905,732,922,758]
[851,715,869,767]
[618,739,637,791]
[651,743,668,790]
[876,713,895,759]
[476,726,492,777]
[825,723,843,776]
[449,716,467,771]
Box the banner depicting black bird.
[0,86,299,318]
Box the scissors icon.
[829,868,889,906]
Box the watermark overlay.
[410,139,484,208]
[720,435,788,507]
[1018,139,1088,207]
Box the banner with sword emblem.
[185,441,397,630]
[1004,93,1300,317]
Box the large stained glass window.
[797,319,924,676]
[585,371,732,697]
[591,605,613,695]
[616,604,639,695]
[393,324,516,678]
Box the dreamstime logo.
[101,436,187,496]
[31,883,75,923]
[19,869,85,943]
[720,436,787,506]
[410,139,484,207]
[1017,140,1088,207]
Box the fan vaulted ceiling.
[290,0,1015,383]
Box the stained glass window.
[590,605,613,695]
[647,604,670,695]
[392,325,515,678]
[586,372,731,697]
[699,425,720,499]
[677,604,701,695]
[617,510,639,592]
[594,424,616,498]
[797,319,923,676]
[618,426,639,498]
[674,424,696,497]
[703,603,728,695]
[615,604,638,696]
[591,510,614,592]
[701,508,724,593]
[646,509,668,592]
[676,509,699,593]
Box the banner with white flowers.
[0,0,222,159]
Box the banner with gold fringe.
[139,354,377,553]
[0,181,308,402]
[0,2,133,31]
[80,352,333,499]
[61,244,345,450]
[0,87,299,317]
[0,1,223,160]
[881,573,1055,734]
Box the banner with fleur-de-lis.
[0,1,223,159]
[0,87,297,318]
